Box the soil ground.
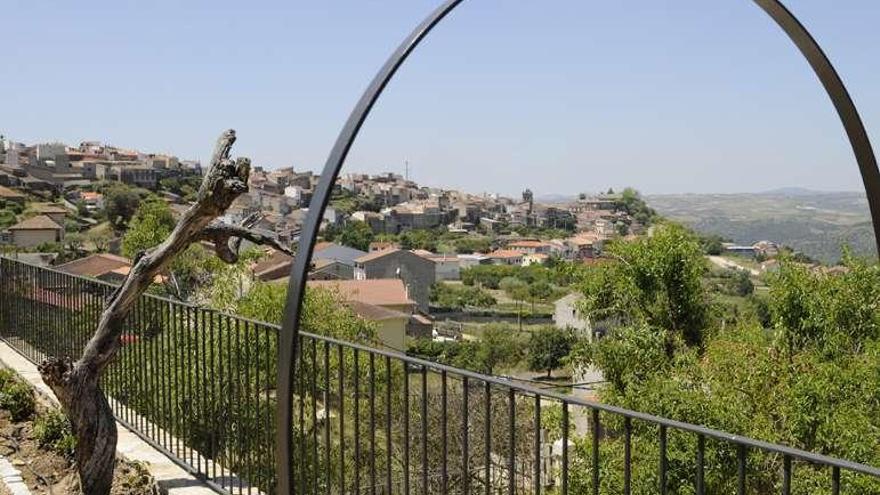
[0,405,158,495]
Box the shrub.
[0,369,35,421]
[34,409,77,458]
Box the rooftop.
[305,279,414,308]
[8,215,63,231]
[32,204,69,214]
[355,248,401,263]
[0,185,25,199]
[56,253,131,277]
[487,249,524,259]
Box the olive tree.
[37,131,295,494]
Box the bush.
[34,409,76,458]
[430,283,496,309]
[0,368,35,421]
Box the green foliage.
[407,324,524,374]
[705,267,754,297]
[103,183,146,229]
[325,220,374,251]
[699,233,727,255]
[0,208,17,229]
[121,196,175,258]
[429,282,496,310]
[329,189,383,215]
[399,229,439,251]
[0,368,35,421]
[227,278,378,344]
[461,262,579,290]
[452,235,492,254]
[159,175,203,201]
[579,223,709,347]
[526,326,575,376]
[85,225,114,252]
[75,199,89,217]
[34,409,77,458]
[568,251,880,494]
[617,187,658,226]
[100,279,379,493]
[499,276,528,301]
[768,254,880,356]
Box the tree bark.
[37,130,289,495]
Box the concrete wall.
[553,294,591,339]
[432,258,460,281]
[375,317,408,351]
[11,229,62,248]
[361,251,435,312]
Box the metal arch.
[274,1,465,493]
[275,1,880,492]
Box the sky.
[2,1,879,197]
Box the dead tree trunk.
[38,130,293,495]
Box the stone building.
[353,249,436,311]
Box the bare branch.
[67,129,250,376]
[34,129,295,495]
[229,211,263,254]
[200,221,296,263]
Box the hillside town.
[0,134,786,355]
[4,3,879,493]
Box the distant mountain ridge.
[646,189,875,263]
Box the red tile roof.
[57,253,131,277]
[306,279,414,308]
[487,249,523,259]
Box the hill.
[647,190,877,264]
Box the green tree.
[527,326,574,377]
[579,223,709,348]
[85,227,113,252]
[617,187,657,226]
[699,233,726,255]
[566,253,880,494]
[429,282,496,310]
[121,196,175,258]
[103,184,144,229]
[332,220,374,251]
[453,236,492,254]
[399,229,438,251]
[407,323,523,375]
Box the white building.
[553,293,591,339]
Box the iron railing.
[1,255,880,494]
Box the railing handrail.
[297,330,880,478]
[3,255,879,480]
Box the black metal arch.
[275,1,879,492]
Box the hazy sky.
[3,1,879,196]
